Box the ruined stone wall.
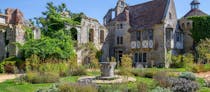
[76,16,108,64]
[0,30,6,61]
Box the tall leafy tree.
[21,2,82,60]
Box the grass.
[0,80,51,92]
[198,87,210,92]
[0,76,79,92]
[60,76,79,83]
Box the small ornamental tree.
[196,38,210,63]
[118,54,133,76]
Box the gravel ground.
[0,74,22,83]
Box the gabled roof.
[183,9,207,18]
[128,0,169,31]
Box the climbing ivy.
[188,16,210,43]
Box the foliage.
[0,80,51,92]
[196,38,210,63]
[179,72,196,81]
[20,2,83,61]
[153,71,170,87]
[0,56,24,73]
[137,82,148,92]
[188,16,210,43]
[171,55,184,68]
[165,51,172,68]
[39,2,80,37]
[132,68,160,78]
[190,63,210,73]
[21,34,75,60]
[80,43,100,69]
[167,77,199,92]
[118,55,133,76]
[24,72,60,84]
[37,83,97,92]
[24,26,34,41]
[65,66,86,76]
[151,86,172,92]
[171,53,195,70]
[121,54,132,69]
[196,78,207,87]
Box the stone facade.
[66,15,108,64]
[0,8,40,62]
[102,0,207,67]
[178,0,207,53]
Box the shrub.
[131,68,159,78]
[24,72,59,84]
[0,56,24,73]
[190,64,210,73]
[171,55,184,68]
[118,55,133,76]
[153,71,170,87]
[67,66,86,76]
[196,78,207,87]
[38,83,98,92]
[179,72,196,81]
[196,39,210,64]
[98,84,132,92]
[151,86,172,92]
[167,77,199,92]
[137,82,148,92]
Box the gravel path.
[195,71,210,81]
[0,74,22,83]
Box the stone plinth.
[100,62,116,79]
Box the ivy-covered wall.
[188,16,210,43]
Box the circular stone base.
[78,75,136,84]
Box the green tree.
[20,2,82,60]
[196,38,210,63]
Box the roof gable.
[183,9,207,18]
[128,0,169,31]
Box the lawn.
[0,76,79,92]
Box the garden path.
[196,71,210,81]
[0,74,22,83]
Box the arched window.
[89,29,94,42]
[100,30,104,43]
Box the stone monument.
[99,62,117,79]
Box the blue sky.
[0,0,209,24]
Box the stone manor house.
[0,0,208,67]
[102,0,207,67]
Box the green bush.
[67,66,86,76]
[196,78,207,87]
[191,64,210,73]
[151,86,172,92]
[179,72,196,81]
[171,55,184,68]
[118,55,133,76]
[131,69,159,78]
[0,56,25,73]
[24,72,60,84]
[59,83,97,92]
[137,82,148,92]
